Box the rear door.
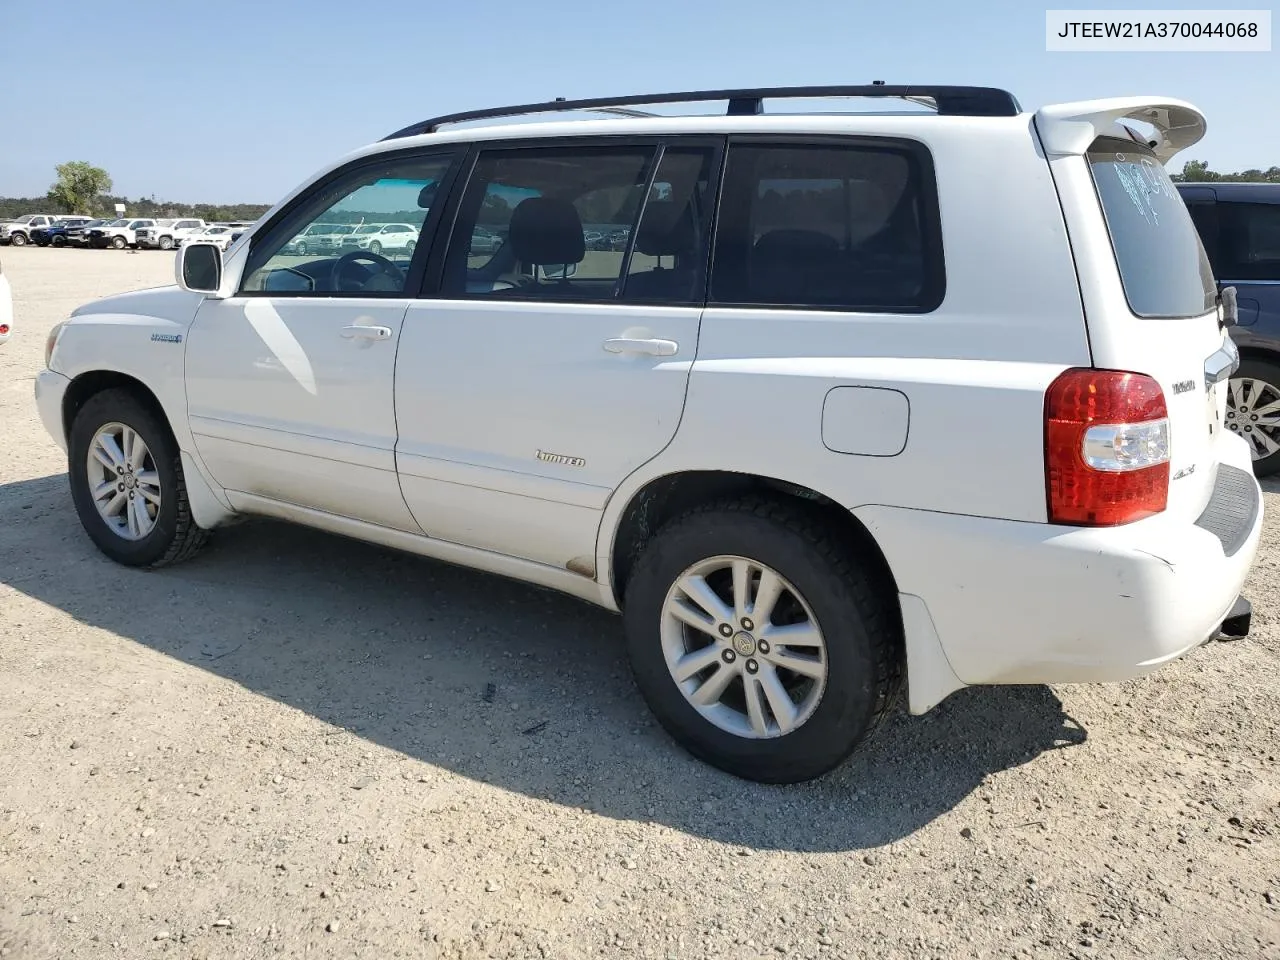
[1081,137,1233,519]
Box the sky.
[1,0,1276,205]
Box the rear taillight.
[1045,368,1170,526]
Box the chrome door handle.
[602,337,678,357]
[340,324,392,341]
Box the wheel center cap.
[124,474,137,490]
[732,632,756,657]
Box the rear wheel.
[1226,356,1280,477]
[51,235,66,248]
[111,235,126,250]
[623,498,903,783]
[369,240,383,256]
[68,389,210,567]
[158,235,174,251]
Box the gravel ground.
[1,247,1278,960]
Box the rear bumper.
[859,454,1263,687]
[35,369,70,453]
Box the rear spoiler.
[1034,97,1206,163]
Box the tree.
[47,162,113,214]
[1171,160,1280,183]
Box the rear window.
[1087,136,1216,319]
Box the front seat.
[501,197,586,294]
[624,200,698,301]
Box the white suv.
[136,219,207,250]
[33,86,1263,783]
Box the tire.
[1227,356,1280,477]
[67,389,210,568]
[51,235,66,248]
[111,235,126,250]
[158,235,174,251]
[406,239,416,253]
[368,240,382,256]
[295,242,308,256]
[622,497,903,783]
[9,232,27,247]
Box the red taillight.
[0,324,8,335]
[1045,368,1170,526]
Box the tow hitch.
[1217,595,1252,641]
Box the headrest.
[508,197,585,266]
[752,229,840,261]
[634,201,696,257]
[418,182,438,208]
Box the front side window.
[1087,137,1216,318]
[710,140,943,311]
[441,145,657,300]
[1217,201,1280,281]
[242,152,455,296]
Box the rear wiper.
[1218,285,1238,329]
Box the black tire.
[1230,356,1280,478]
[295,241,308,256]
[111,235,126,250]
[368,240,383,256]
[158,235,174,250]
[51,235,66,248]
[9,232,27,247]
[623,497,903,784]
[68,389,210,568]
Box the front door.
[185,149,460,530]
[394,139,721,568]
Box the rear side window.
[709,140,943,312]
[1217,201,1280,281]
[1087,137,1216,318]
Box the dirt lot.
[1,247,1278,960]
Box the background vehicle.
[65,218,110,247]
[34,86,1262,785]
[136,218,206,250]
[31,217,95,247]
[176,225,241,251]
[283,222,354,255]
[1,214,66,246]
[1178,182,1280,475]
[339,222,419,254]
[88,218,156,249]
[0,253,10,345]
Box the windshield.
[13,215,35,224]
[354,225,381,235]
[106,219,129,227]
[1087,136,1216,319]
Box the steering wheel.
[331,250,406,292]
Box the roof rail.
[381,84,1022,140]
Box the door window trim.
[706,133,946,314]
[238,145,466,299]
[419,134,726,305]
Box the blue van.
[1177,182,1280,476]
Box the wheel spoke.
[139,485,162,507]
[751,567,785,626]
[92,479,118,503]
[1253,398,1280,423]
[671,644,724,683]
[763,648,825,680]
[677,575,732,625]
[757,663,799,735]
[690,662,737,707]
[731,559,751,621]
[97,434,126,470]
[1255,428,1280,457]
[763,621,823,648]
[102,491,127,518]
[136,470,161,492]
[92,445,117,472]
[125,428,148,470]
[744,675,770,736]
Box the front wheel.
[51,235,67,248]
[1227,356,1280,477]
[623,498,903,783]
[158,235,174,250]
[9,233,27,247]
[368,240,383,256]
[68,389,210,567]
[111,235,126,250]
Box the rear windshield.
[1087,136,1216,319]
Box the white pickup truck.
[135,219,207,251]
[1,214,65,246]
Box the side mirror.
[176,242,223,295]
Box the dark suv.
[1178,182,1280,476]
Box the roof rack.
[381,83,1022,140]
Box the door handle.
[602,337,678,357]
[340,324,392,341]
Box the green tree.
[47,161,113,214]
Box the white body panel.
[185,296,418,531]
[0,263,11,345]
[394,300,700,571]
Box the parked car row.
[0,213,255,250]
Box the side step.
[1217,595,1252,641]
